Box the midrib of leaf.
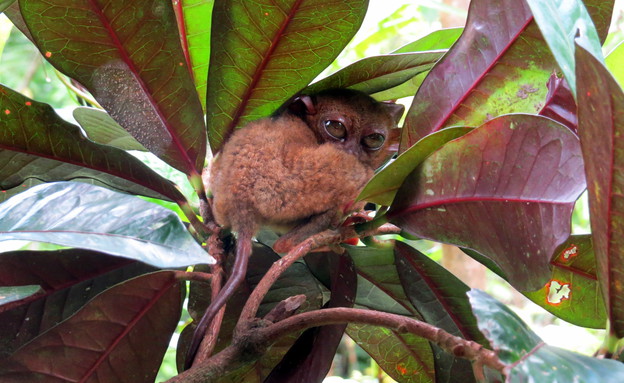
[228,0,304,133]
[550,261,597,281]
[172,0,194,78]
[355,270,417,315]
[88,0,199,176]
[80,275,177,380]
[431,16,534,134]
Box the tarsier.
[187,89,404,366]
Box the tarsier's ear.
[382,101,405,126]
[385,128,402,153]
[288,95,317,116]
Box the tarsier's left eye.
[362,133,385,150]
[324,120,347,140]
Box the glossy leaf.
[526,0,605,95]
[576,44,624,336]
[524,235,606,329]
[539,73,577,133]
[0,182,213,268]
[73,107,147,151]
[399,0,613,150]
[19,0,206,175]
[389,114,586,291]
[0,271,183,383]
[206,0,367,153]
[339,246,435,383]
[172,0,214,112]
[468,290,624,382]
[181,243,323,380]
[396,241,483,382]
[266,252,356,383]
[0,85,184,202]
[0,249,156,358]
[305,51,443,96]
[0,286,41,306]
[358,127,471,206]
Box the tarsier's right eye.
[324,120,347,140]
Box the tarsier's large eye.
[362,133,385,150]
[324,120,347,140]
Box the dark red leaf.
[18,0,206,176]
[575,43,624,337]
[539,73,577,134]
[0,271,182,382]
[389,114,585,291]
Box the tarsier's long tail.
[184,228,253,370]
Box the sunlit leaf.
[526,0,605,95]
[524,235,606,329]
[576,43,624,337]
[359,127,471,206]
[468,290,624,382]
[389,114,585,291]
[0,182,213,268]
[392,28,462,53]
[0,271,183,383]
[0,249,155,358]
[18,0,206,175]
[73,107,148,151]
[206,0,367,153]
[0,286,41,306]
[606,41,624,89]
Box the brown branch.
[167,306,505,383]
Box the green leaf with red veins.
[576,44,624,337]
[388,114,585,291]
[18,0,206,176]
[524,235,606,329]
[206,0,368,154]
[172,0,214,112]
[400,0,613,150]
[0,272,183,383]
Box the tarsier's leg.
[272,209,337,253]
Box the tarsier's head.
[286,89,405,169]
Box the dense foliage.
[1,0,624,382]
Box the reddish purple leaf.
[575,44,624,337]
[539,73,578,134]
[18,0,206,176]
[0,271,182,382]
[0,250,155,359]
[266,252,356,383]
[400,0,613,151]
[389,114,585,291]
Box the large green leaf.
[468,290,624,382]
[0,182,213,268]
[525,0,605,95]
[0,271,182,383]
[576,44,624,337]
[206,0,368,153]
[524,235,606,329]
[172,0,214,112]
[18,0,206,176]
[0,85,187,203]
[389,114,586,291]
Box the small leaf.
[0,249,156,358]
[468,290,624,382]
[0,182,213,268]
[0,271,183,383]
[19,0,206,175]
[389,114,585,291]
[524,235,607,329]
[358,127,471,206]
[0,85,185,203]
[0,286,41,306]
[525,0,605,95]
[305,51,443,96]
[206,0,367,153]
[576,43,624,336]
[73,107,148,151]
